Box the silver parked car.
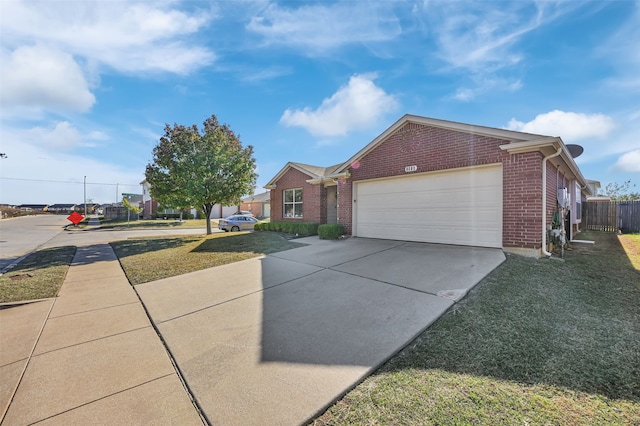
[218,215,259,232]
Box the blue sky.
[1,0,639,205]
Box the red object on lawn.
[67,211,84,225]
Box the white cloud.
[280,74,398,137]
[613,150,640,173]
[507,110,615,141]
[413,1,583,99]
[247,2,400,55]
[0,45,95,113]
[0,127,140,205]
[453,78,522,101]
[240,66,293,83]
[0,0,216,75]
[418,1,580,73]
[25,121,107,151]
[0,1,216,116]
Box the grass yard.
[619,233,640,270]
[111,231,306,285]
[0,246,76,303]
[313,231,640,425]
[100,218,215,230]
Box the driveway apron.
[137,237,505,425]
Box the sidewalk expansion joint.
[31,373,177,424]
[47,301,139,319]
[156,269,324,324]
[130,277,210,425]
[325,267,442,298]
[0,296,57,424]
[30,325,153,358]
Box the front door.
[326,186,337,224]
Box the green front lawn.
[619,233,640,270]
[111,231,306,285]
[313,231,640,425]
[0,246,76,303]
[99,218,215,230]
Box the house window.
[283,188,303,218]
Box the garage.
[353,165,503,248]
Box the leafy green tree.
[145,115,257,234]
[603,180,640,201]
[122,197,143,216]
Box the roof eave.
[306,172,351,185]
[264,162,321,189]
[335,114,543,174]
[500,137,590,191]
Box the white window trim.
[283,188,303,219]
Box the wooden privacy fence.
[583,200,640,233]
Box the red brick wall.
[143,200,158,219]
[338,123,546,249]
[337,177,352,231]
[240,201,264,217]
[502,151,543,248]
[269,168,323,223]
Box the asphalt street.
[0,215,212,272]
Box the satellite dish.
[566,144,584,158]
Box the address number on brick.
[404,165,417,172]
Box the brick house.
[265,115,592,257]
[140,179,238,219]
[241,192,271,218]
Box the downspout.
[542,147,563,256]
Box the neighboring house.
[140,179,235,219]
[265,114,593,257]
[140,180,158,219]
[209,204,238,219]
[585,180,611,202]
[586,179,601,197]
[76,203,99,214]
[18,204,49,212]
[241,192,271,218]
[48,204,77,214]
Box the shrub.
[159,213,181,220]
[183,213,195,220]
[318,224,345,240]
[254,221,319,236]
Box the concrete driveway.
[136,237,505,425]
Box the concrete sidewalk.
[0,244,203,425]
[1,237,504,425]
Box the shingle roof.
[242,192,270,203]
[290,162,343,179]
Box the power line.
[0,177,140,186]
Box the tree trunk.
[204,203,214,235]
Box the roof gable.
[242,192,270,203]
[265,162,343,189]
[264,114,592,192]
[336,114,546,174]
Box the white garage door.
[353,165,502,248]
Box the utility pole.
[84,176,87,217]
